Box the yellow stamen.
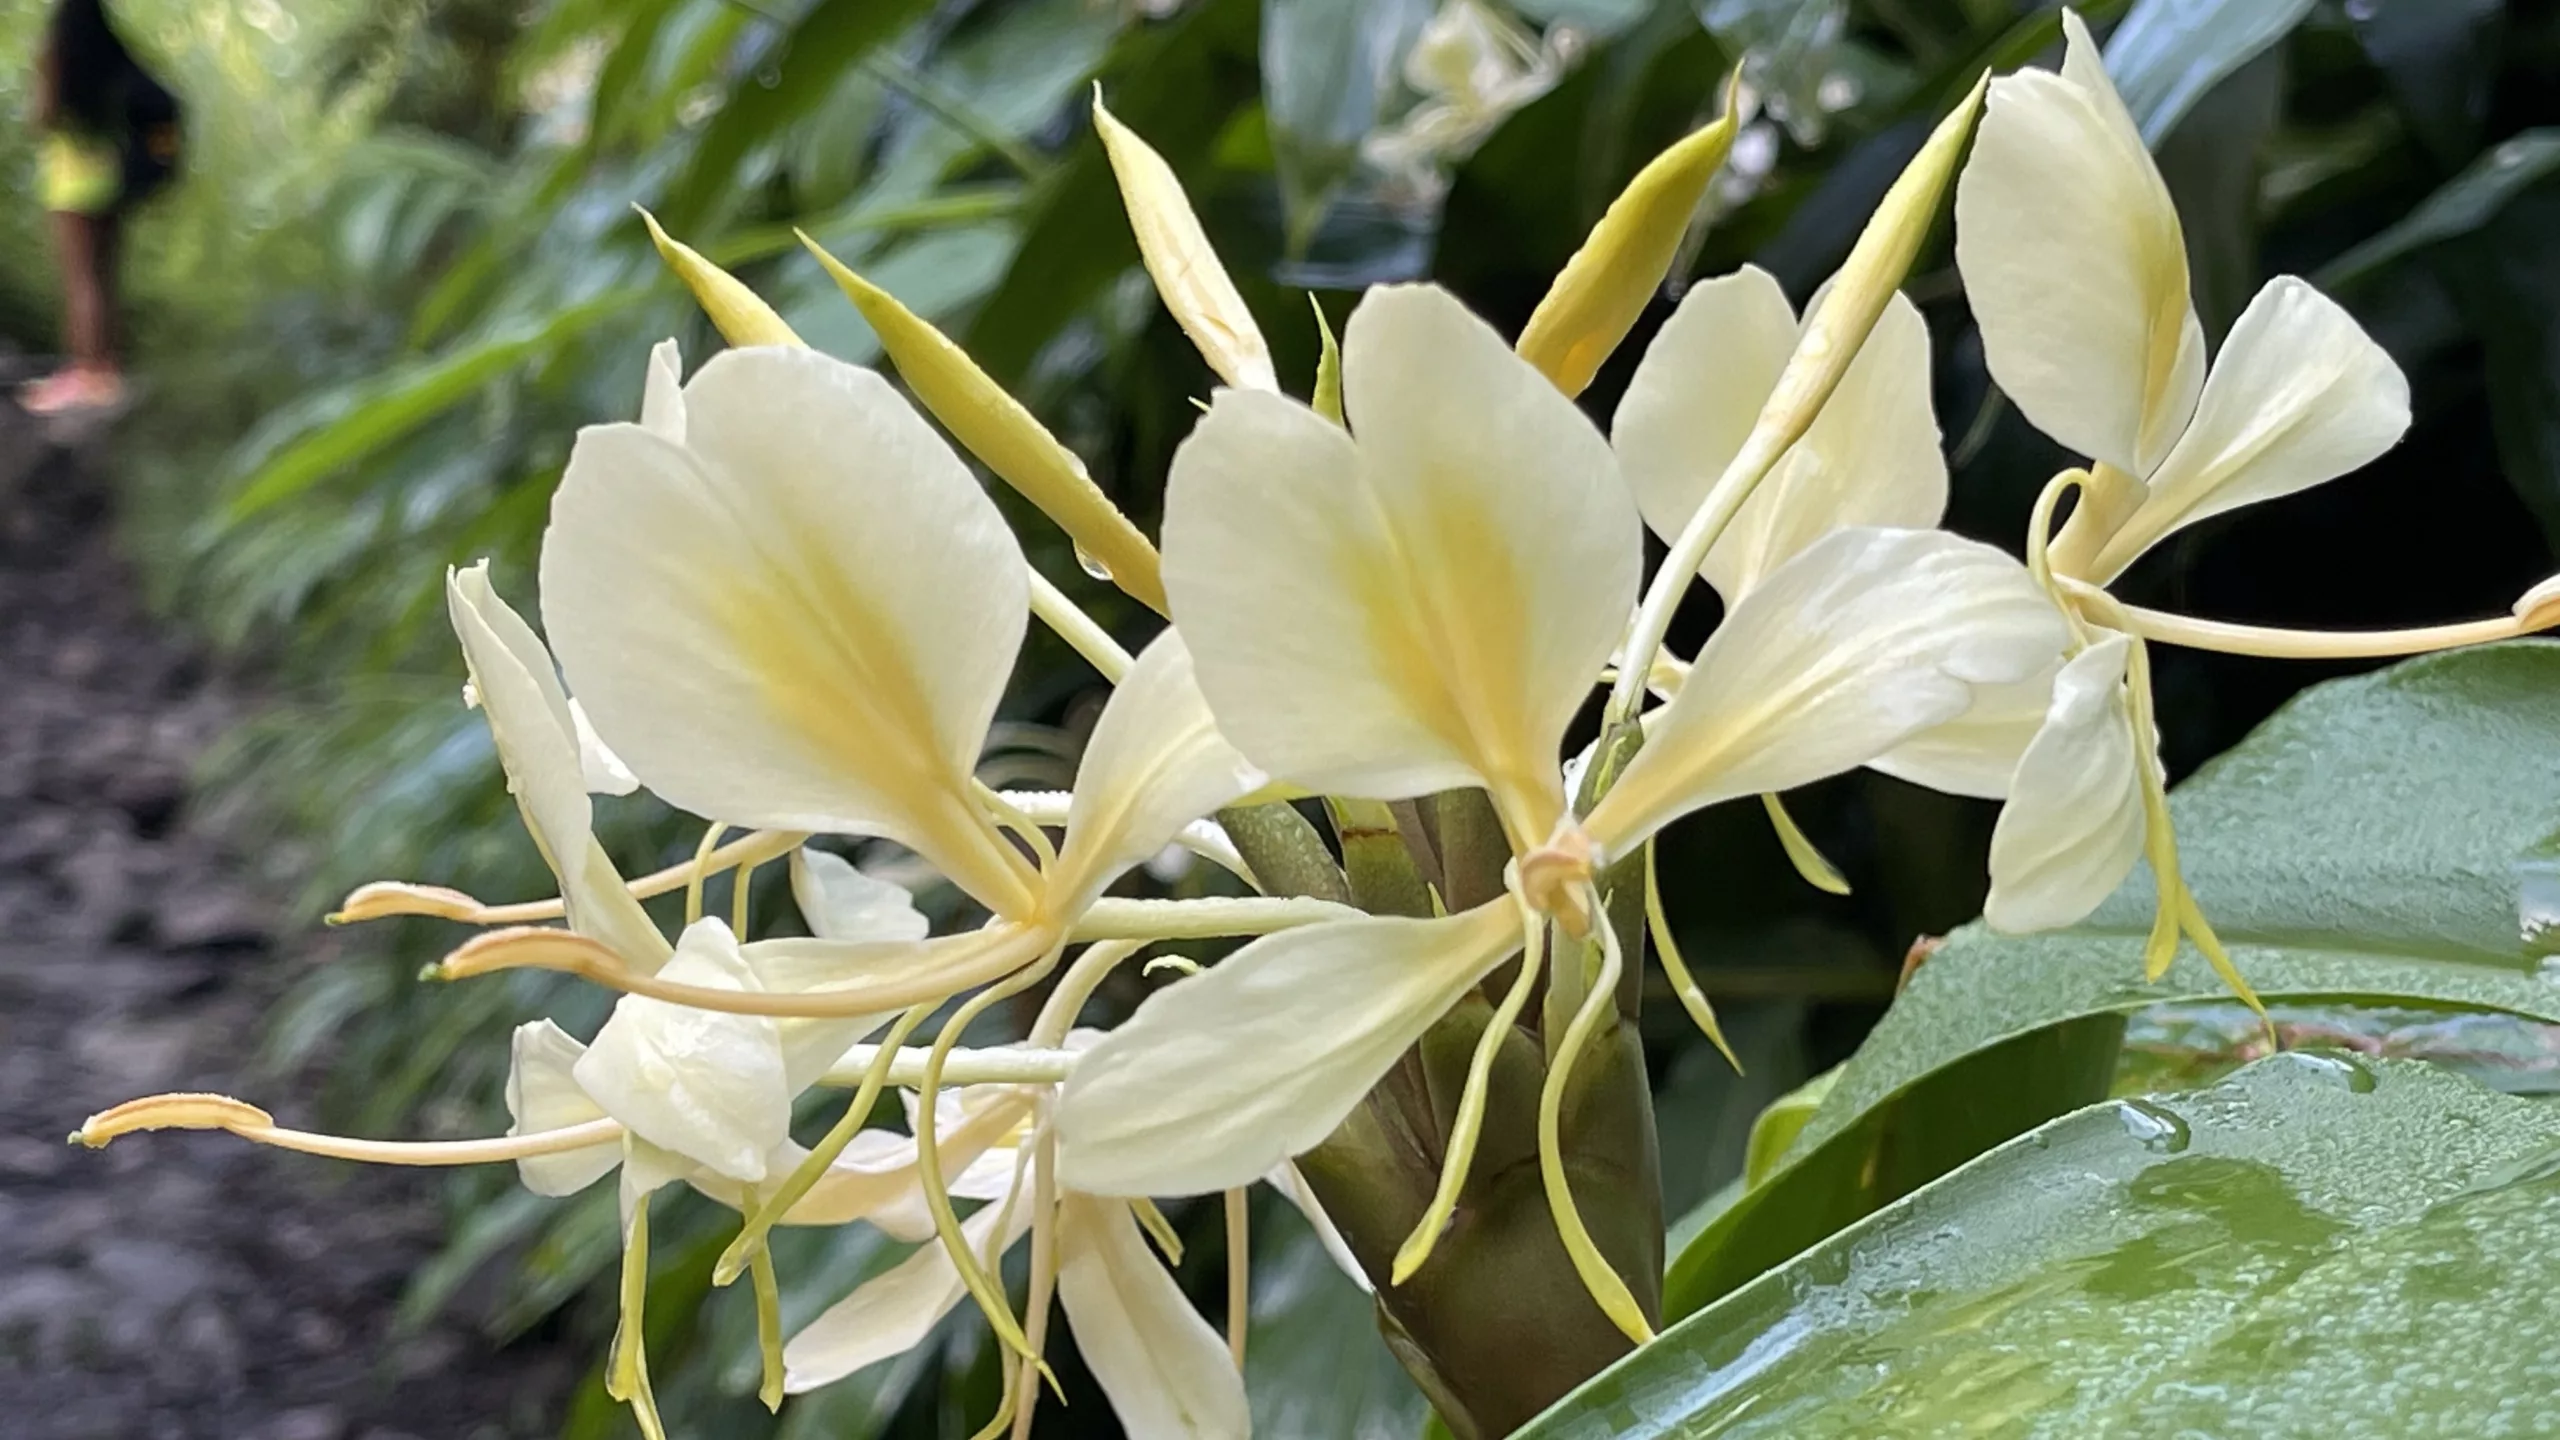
[1030,939,1148,1047]
[1393,905,1545,1283]
[329,831,805,927]
[684,821,729,925]
[2089,586,2560,660]
[608,1196,668,1440]
[427,924,1053,1018]
[917,947,1066,1369]
[731,854,762,936]
[1644,839,1741,1072]
[1759,794,1850,897]
[717,1003,934,1285]
[1536,888,1654,1345]
[1008,1122,1062,1440]
[1070,894,1359,942]
[750,1216,786,1411]
[1132,1197,1185,1266]
[1225,1188,1250,1368]
[73,1092,623,1165]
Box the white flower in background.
[1057,282,2064,1340]
[1363,0,1573,203]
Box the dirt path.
[0,407,573,1439]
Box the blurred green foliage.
[34,0,2560,1433]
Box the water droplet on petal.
[1075,546,1113,582]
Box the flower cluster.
[74,13,2555,1437]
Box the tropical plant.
[78,0,2560,1435]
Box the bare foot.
[19,366,125,416]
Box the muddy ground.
[0,406,575,1439]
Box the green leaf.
[2318,128,2560,291]
[2102,0,2317,147]
[1246,1198,1428,1440]
[1527,1053,2560,1436]
[2445,188,2560,555]
[657,0,939,231]
[1668,643,2560,1317]
[223,291,639,521]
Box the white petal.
[640,337,685,442]
[504,1020,619,1197]
[1056,900,1521,1197]
[1057,1194,1251,1439]
[1162,285,1640,842]
[542,346,1037,918]
[1617,271,1946,602]
[574,919,791,1183]
[1266,1161,1370,1292]
[1868,670,2057,800]
[1985,635,2148,933]
[567,700,639,796]
[447,565,668,970]
[1585,528,2067,856]
[2082,277,2412,582]
[789,847,930,944]
[1955,10,2204,477]
[1052,632,1267,913]
[783,1194,1030,1393]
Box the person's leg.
[25,208,123,412]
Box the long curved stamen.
[918,943,1068,1369]
[1030,939,1147,1047]
[978,782,1062,877]
[1133,1198,1186,1265]
[1535,886,1654,1344]
[1070,895,1361,942]
[684,820,730,925]
[1027,566,1135,682]
[1225,1188,1251,1367]
[749,1209,787,1411]
[1393,902,1546,1283]
[1760,794,1851,897]
[330,829,805,926]
[1009,1121,1061,1440]
[2089,589,2560,660]
[716,1003,935,1286]
[73,1092,624,1164]
[1644,839,1741,1071]
[607,1194,668,1440]
[428,924,1052,1018]
[2117,626,2270,1033]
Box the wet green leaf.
[1530,1054,2560,1436]
[1669,643,2560,1316]
[2318,128,2560,291]
[2103,0,2316,147]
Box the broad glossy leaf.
[2319,129,2560,292]
[2102,0,2316,147]
[1669,643,2560,1317]
[1529,1054,2560,1436]
[1244,1198,1427,1439]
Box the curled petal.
[1050,632,1267,915]
[575,919,791,1183]
[542,346,1037,918]
[1586,528,2066,856]
[1163,284,1638,844]
[1057,1194,1252,1438]
[789,848,929,944]
[1956,11,2204,478]
[1985,635,2147,932]
[505,1020,621,1197]
[2081,277,2411,583]
[448,564,667,970]
[1056,900,1521,1197]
